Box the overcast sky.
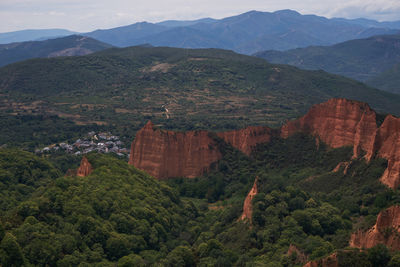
[1,0,400,33]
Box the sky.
[1,0,400,33]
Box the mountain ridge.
[255,33,400,93]
[3,10,400,55]
[0,35,113,67]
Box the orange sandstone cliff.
[129,121,222,179]
[350,206,400,250]
[281,98,400,189]
[287,244,308,264]
[129,99,400,188]
[280,98,377,158]
[369,115,400,189]
[77,156,93,177]
[239,177,258,222]
[129,122,272,179]
[303,253,338,267]
[66,156,93,177]
[217,126,272,156]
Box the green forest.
[1,46,400,152]
[1,133,400,266]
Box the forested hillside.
[1,128,400,266]
[1,46,400,150]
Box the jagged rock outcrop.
[65,156,93,177]
[217,126,272,156]
[77,157,93,177]
[281,98,400,189]
[129,99,400,187]
[368,115,400,189]
[239,177,258,222]
[287,244,308,264]
[129,121,222,179]
[129,122,272,179]
[280,98,377,158]
[350,206,400,250]
[332,161,351,175]
[303,253,338,267]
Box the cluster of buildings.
[36,131,129,157]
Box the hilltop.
[0,35,113,67]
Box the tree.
[117,254,145,267]
[0,233,25,267]
[367,244,390,267]
[163,246,195,267]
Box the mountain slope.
[156,18,217,28]
[255,34,400,93]
[81,10,399,54]
[367,63,400,93]
[0,29,76,44]
[84,22,168,47]
[0,35,113,67]
[1,46,400,146]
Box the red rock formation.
[332,161,351,175]
[129,121,222,179]
[350,206,400,250]
[303,253,338,267]
[287,244,308,264]
[129,122,273,179]
[239,177,258,222]
[129,99,400,187]
[280,98,377,158]
[217,126,272,156]
[368,115,400,189]
[77,156,93,177]
[281,98,400,189]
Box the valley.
[2,99,400,266]
[1,6,400,267]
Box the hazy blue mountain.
[367,63,400,94]
[332,17,400,29]
[156,18,217,27]
[3,10,400,54]
[0,29,77,44]
[255,33,400,94]
[0,35,112,67]
[83,22,168,47]
[81,10,399,54]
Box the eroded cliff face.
[129,122,273,179]
[217,126,272,156]
[350,206,400,250]
[77,157,93,177]
[129,99,400,187]
[287,244,308,265]
[280,98,377,157]
[239,177,258,222]
[281,98,400,189]
[129,121,222,179]
[303,253,338,267]
[369,115,400,189]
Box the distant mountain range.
[82,10,400,54]
[0,35,113,67]
[2,10,400,54]
[0,29,77,44]
[255,34,400,94]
